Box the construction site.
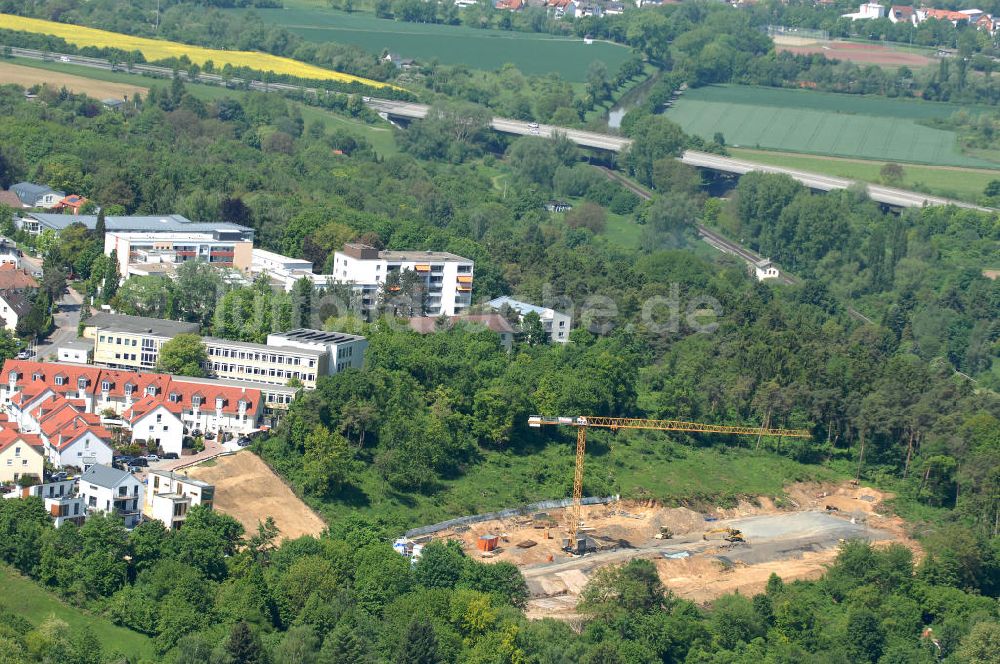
[400,480,913,619]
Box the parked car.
[128,465,142,474]
[191,429,203,438]
[144,454,160,462]
[16,350,32,360]
[236,437,251,447]
[162,452,179,460]
[130,457,148,467]
[204,431,216,440]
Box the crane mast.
[528,415,811,540]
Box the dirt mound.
[188,451,326,541]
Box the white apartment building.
[250,248,331,292]
[203,328,367,390]
[79,464,144,528]
[5,478,87,527]
[144,469,214,529]
[487,296,572,343]
[105,230,253,279]
[331,244,474,317]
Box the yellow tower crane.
[527,416,811,538]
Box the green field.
[0,565,154,660]
[730,148,999,202]
[667,85,1000,169]
[6,57,399,155]
[240,8,632,82]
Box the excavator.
[703,527,746,543]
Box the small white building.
[842,2,886,20]
[79,464,144,528]
[487,296,572,343]
[57,339,94,365]
[144,469,214,529]
[123,397,184,457]
[0,291,30,333]
[753,259,781,281]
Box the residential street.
[33,286,83,360]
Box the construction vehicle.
[703,527,746,543]
[528,416,811,538]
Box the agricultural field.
[728,148,1000,202]
[6,57,399,154]
[666,85,1000,168]
[0,565,155,660]
[241,7,632,82]
[0,59,146,99]
[0,13,392,88]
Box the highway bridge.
[8,47,994,213]
[370,98,993,212]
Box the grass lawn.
[667,85,1000,169]
[236,7,632,82]
[0,565,154,661]
[311,433,843,529]
[5,57,398,155]
[728,148,998,203]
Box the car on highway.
[59,56,70,62]
[528,122,539,128]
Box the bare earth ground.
[187,451,326,541]
[772,36,934,67]
[415,481,916,620]
[0,61,147,99]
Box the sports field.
[242,8,631,82]
[666,85,999,168]
[0,13,392,88]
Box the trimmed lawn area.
[729,148,998,203]
[667,85,1000,169]
[0,565,154,661]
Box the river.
[606,70,663,129]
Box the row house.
[2,360,270,456]
[0,428,44,484]
[8,389,115,469]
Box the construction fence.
[404,495,621,539]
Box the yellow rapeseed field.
[0,14,394,89]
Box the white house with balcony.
[487,296,572,343]
[79,464,144,528]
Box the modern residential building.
[0,430,44,484]
[84,312,200,371]
[250,248,322,292]
[144,469,214,529]
[408,314,516,351]
[79,464,144,528]
[17,212,255,241]
[202,329,367,390]
[9,478,87,527]
[487,296,572,343]
[8,182,65,209]
[105,229,254,278]
[331,243,474,317]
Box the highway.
[7,47,994,212]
